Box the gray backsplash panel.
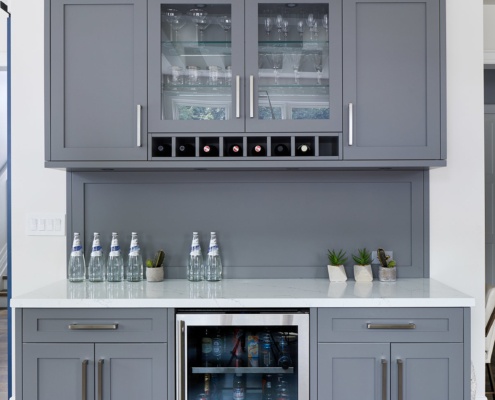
[68,170,428,279]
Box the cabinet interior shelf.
[192,366,294,374]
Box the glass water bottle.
[205,232,222,281]
[68,232,86,282]
[127,232,143,282]
[188,232,204,281]
[88,232,105,282]
[107,232,124,282]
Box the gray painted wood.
[343,0,442,160]
[23,343,95,400]
[23,308,168,343]
[69,170,428,279]
[49,0,148,161]
[318,308,464,343]
[486,105,495,286]
[390,343,463,400]
[96,343,168,400]
[318,343,390,400]
[310,308,318,400]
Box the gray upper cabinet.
[47,0,148,162]
[342,0,444,160]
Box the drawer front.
[318,308,464,343]
[23,308,167,343]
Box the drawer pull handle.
[69,324,118,330]
[82,359,88,400]
[98,359,104,400]
[366,323,416,330]
[397,359,404,400]
[381,359,387,400]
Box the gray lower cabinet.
[47,0,148,162]
[318,343,463,400]
[343,0,444,161]
[317,308,468,400]
[23,343,167,400]
[20,308,169,400]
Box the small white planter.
[327,265,347,282]
[353,264,373,282]
[146,266,164,282]
[379,266,397,282]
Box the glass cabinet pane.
[161,4,233,121]
[257,3,330,121]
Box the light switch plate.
[26,213,66,236]
[371,250,393,265]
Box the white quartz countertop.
[10,278,474,308]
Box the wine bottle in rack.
[296,143,311,156]
[200,144,219,157]
[251,144,266,156]
[228,144,243,157]
[177,143,195,157]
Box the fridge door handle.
[177,320,185,400]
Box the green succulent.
[327,249,348,266]
[352,248,372,265]
[145,259,154,268]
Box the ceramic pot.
[379,266,396,282]
[327,265,347,282]
[353,264,373,282]
[146,266,164,282]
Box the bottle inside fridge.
[176,311,309,400]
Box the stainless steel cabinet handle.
[381,359,387,400]
[367,323,416,330]
[236,75,241,118]
[137,104,142,147]
[249,75,254,118]
[177,320,185,400]
[348,102,353,146]
[69,324,118,330]
[98,359,104,400]
[397,359,404,400]
[82,359,88,400]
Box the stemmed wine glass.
[266,53,284,85]
[282,19,289,41]
[189,9,210,42]
[164,9,186,41]
[276,14,284,41]
[297,20,304,38]
[306,13,316,40]
[264,17,273,38]
[310,52,323,84]
[286,52,304,84]
[217,15,232,45]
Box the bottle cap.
[112,232,117,235]
[132,232,137,235]
[211,232,216,235]
[193,231,198,234]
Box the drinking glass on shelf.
[286,52,304,84]
[264,17,273,38]
[164,9,186,41]
[267,53,284,85]
[323,14,329,33]
[217,15,232,44]
[225,66,232,86]
[208,65,223,86]
[282,19,289,41]
[187,66,200,85]
[189,9,210,42]
[297,20,304,38]
[168,66,183,85]
[306,13,316,40]
[276,14,284,41]
[310,52,323,84]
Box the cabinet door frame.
[95,343,168,400]
[147,0,245,133]
[342,0,443,160]
[390,343,464,400]
[245,0,342,133]
[23,343,95,400]
[318,342,390,400]
[48,0,148,161]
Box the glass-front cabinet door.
[245,0,342,133]
[148,0,245,133]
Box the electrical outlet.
[371,250,393,265]
[26,213,66,236]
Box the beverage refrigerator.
[176,311,309,400]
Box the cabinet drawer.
[23,308,167,343]
[318,308,464,343]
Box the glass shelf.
[163,85,231,94]
[259,40,328,46]
[192,366,295,374]
[258,85,329,96]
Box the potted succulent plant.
[377,248,397,282]
[327,249,348,282]
[145,250,165,282]
[352,248,373,282]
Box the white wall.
[9,0,486,397]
